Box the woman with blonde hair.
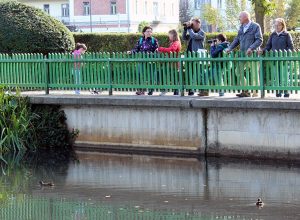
[260,18,294,98]
[158,29,181,95]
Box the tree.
[225,0,248,31]
[285,0,300,30]
[249,0,275,33]
[265,0,287,32]
[0,1,74,54]
[179,0,194,23]
[202,4,225,32]
[138,21,150,32]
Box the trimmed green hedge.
[74,32,300,53]
[0,1,75,54]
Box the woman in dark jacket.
[260,18,294,98]
[128,26,159,95]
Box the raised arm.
[182,28,190,41]
[187,29,205,40]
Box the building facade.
[20,0,180,33]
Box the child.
[73,43,87,95]
[158,29,181,96]
[158,29,181,54]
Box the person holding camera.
[182,17,206,96]
[210,34,230,96]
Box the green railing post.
[180,56,184,96]
[259,56,265,98]
[108,58,113,96]
[44,56,49,95]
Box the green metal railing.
[0,51,300,97]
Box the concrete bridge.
[29,95,300,161]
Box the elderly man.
[226,11,263,97]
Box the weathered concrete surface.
[29,95,300,160]
[63,105,205,155]
[207,108,300,160]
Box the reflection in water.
[0,152,300,219]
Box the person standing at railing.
[226,11,263,98]
[210,34,230,97]
[127,26,159,96]
[182,17,207,96]
[73,43,87,95]
[259,18,294,98]
[158,29,182,96]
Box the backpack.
[139,37,155,47]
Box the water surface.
[0,152,299,219]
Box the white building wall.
[20,0,69,22]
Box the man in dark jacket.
[226,11,263,98]
[182,17,207,96]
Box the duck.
[39,181,54,187]
[256,198,264,207]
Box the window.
[153,2,158,16]
[217,0,222,8]
[144,1,147,15]
[83,2,90,16]
[195,0,206,9]
[172,3,174,16]
[111,1,117,15]
[43,4,50,14]
[61,4,69,17]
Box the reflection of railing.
[0,195,240,219]
[0,51,299,97]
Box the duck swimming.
[39,181,54,187]
[256,198,264,207]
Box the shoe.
[276,93,282,97]
[198,91,209,96]
[188,91,194,96]
[136,91,145,95]
[159,91,167,96]
[173,90,179,96]
[148,91,153,96]
[75,90,80,95]
[236,92,250,98]
[219,92,224,97]
[252,92,258,97]
[90,90,99,95]
[284,93,290,98]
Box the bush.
[0,1,75,54]
[74,32,300,53]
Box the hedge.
[74,32,300,53]
[0,1,75,54]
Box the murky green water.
[0,152,300,220]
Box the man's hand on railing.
[257,50,263,55]
[246,48,253,56]
[225,48,231,54]
[127,51,132,55]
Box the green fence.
[0,51,300,97]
